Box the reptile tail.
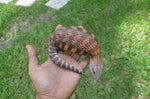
[47,41,84,75]
[50,52,84,75]
[89,56,103,81]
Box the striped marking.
[70,47,77,53]
[73,29,86,49]
[63,44,69,50]
[63,35,70,42]
[55,58,61,64]
[73,67,77,72]
[81,28,87,34]
[49,52,57,56]
[89,44,100,54]
[69,65,73,70]
[51,55,59,61]
[48,45,57,50]
[59,42,62,48]
[55,35,59,46]
[79,50,84,55]
[71,40,78,48]
[65,63,69,69]
[47,48,55,53]
[60,60,65,66]
[86,31,92,41]
[86,41,97,51]
[47,26,101,76]
[66,27,74,34]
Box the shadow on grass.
[56,0,149,98]
[96,0,148,98]
[99,1,149,98]
[0,0,149,98]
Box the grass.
[0,0,150,98]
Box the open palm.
[26,25,89,99]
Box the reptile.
[46,26,103,80]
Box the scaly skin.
[47,26,103,80]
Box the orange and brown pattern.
[47,26,103,80]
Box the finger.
[79,57,90,69]
[55,24,62,30]
[77,26,84,29]
[26,45,39,70]
[72,53,81,61]
[63,50,72,56]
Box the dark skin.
[26,25,89,99]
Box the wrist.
[36,94,57,99]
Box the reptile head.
[89,56,103,81]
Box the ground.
[0,0,150,98]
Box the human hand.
[26,25,89,99]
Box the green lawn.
[0,0,150,98]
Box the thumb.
[26,45,39,71]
